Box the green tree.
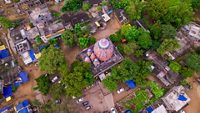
[61,61,94,97]
[35,75,50,95]
[35,35,42,45]
[89,37,96,45]
[110,33,122,43]
[134,49,144,57]
[191,0,200,9]
[61,0,83,12]
[150,22,161,40]
[0,16,14,28]
[137,32,152,49]
[82,2,91,11]
[125,0,144,20]
[121,24,140,41]
[61,30,75,47]
[161,24,177,39]
[180,67,193,78]
[123,42,138,55]
[146,0,193,28]
[169,61,181,73]
[39,45,66,74]
[49,84,65,99]
[186,53,200,72]
[157,39,180,55]
[78,37,89,48]
[102,76,118,92]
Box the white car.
[180,110,186,113]
[76,98,84,103]
[117,88,125,94]
[111,107,118,113]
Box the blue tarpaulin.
[16,100,31,113]
[0,49,10,59]
[29,50,36,62]
[125,110,131,113]
[178,95,187,101]
[125,80,136,89]
[14,81,21,87]
[19,71,29,83]
[0,106,12,113]
[146,106,154,113]
[3,85,12,98]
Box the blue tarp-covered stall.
[0,105,12,113]
[29,49,36,62]
[16,100,32,113]
[0,49,10,59]
[146,106,154,113]
[125,80,136,89]
[19,71,29,83]
[3,85,12,98]
[125,110,131,113]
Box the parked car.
[76,98,84,103]
[82,101,89,106]
[111,107,118,113]
[85,105,92,110]
[117,88,125,94]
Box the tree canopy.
[61,61,94,97]
[137,32,152,49]
[169,61,181,73]
[157,39,180,55]
[39,45,66,74]
[0,16,14,28]
[186,53,200,72]
[61,0,83,12]
[146,0,193,28]
[35,75,50,95]
[61,30,75,47]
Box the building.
[21,27,40,44]
[39,22,65,43]
[61,12,91,28]
[115,9,128,24]
[146,51,180,87]
[28,4,53,28]
[4,0,11,4]
[15,0,43,14]
[79,38,123,78]
[182,23,200,46]
[162,86,190,112]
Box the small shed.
[3,85,12,98]
[0,49,10,59]
[19,71,29,83]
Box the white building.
[152,105,168,113]
[162,86,190,112]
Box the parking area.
[76,82,114,113]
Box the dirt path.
[93,15,121,41]
[184,73,200,113]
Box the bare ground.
[184,73,200,113]
[93,14,121,40]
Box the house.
[79,38,123,78]
[14,0,43,14]
[61,12,91,28]
[0,61,19,85]
[39,22,65,43]
[21,27,40,44]
[146,51,181,87]
[162,86,190,112]
[28,4,53,28]
[0,44,11,63]
[182,23,200,46]
[15,39,31,55]
[115,9,128,24]
[10,29,25,44]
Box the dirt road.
[184,74,200,113]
